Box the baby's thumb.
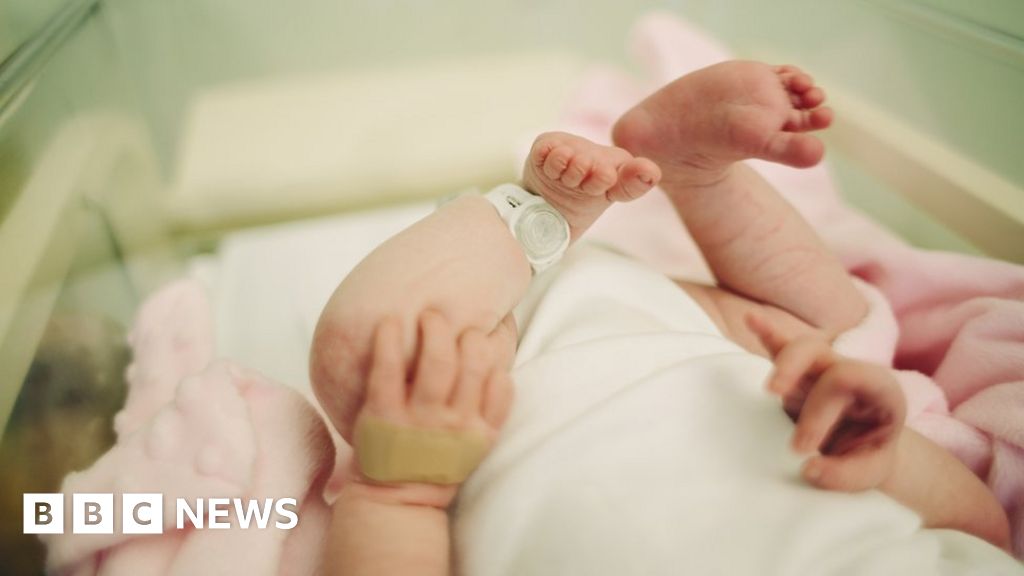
[802,450,891,492]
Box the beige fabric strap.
[354,416,489,484]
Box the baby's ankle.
[662,162,736,193]
[518,178,600,240]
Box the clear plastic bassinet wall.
[1,0,1022,573]
[0,1,175,571]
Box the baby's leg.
[311,133,658,442]
[613,62,866,333]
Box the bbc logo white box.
[24,494,64,534]
[123,493,163,534]
[73,493,114,534]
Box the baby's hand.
[349,311,515,509]
[747,315,906,492]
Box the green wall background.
[4,0,1022,252]
[675,0,1023,252]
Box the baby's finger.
[792,366,853,454]
[450,329,492,414]
[365,317,405,412]
[410,311,458,406]
[481,368,514,429]
[802,443,897,492]
[745,313,788,357]
[768,336,834,396]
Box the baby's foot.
[522,132,661,240]
[612,61,833,187]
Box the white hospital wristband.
[483,184,570,274]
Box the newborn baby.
[312,61,1012,574]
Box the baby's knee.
[310,314,371,442]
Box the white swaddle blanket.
[454,243,1020,576]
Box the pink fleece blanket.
[573,11,1024,557]
[43,281,335,576]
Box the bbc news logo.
[24,494,299,534]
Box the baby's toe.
[542,145,574,180]
[560,154,593,188]
[784,106,833,133]
[607,157,660,202]
[798,87,826,109]
[781,70,814,94]
[809,107,833,129]
[580,163,618,196]
[529,138,556,167]
[765,132,825,168]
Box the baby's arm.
[884,428,1011,552]
[327,313,514,575]
[749,316,1011,551]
